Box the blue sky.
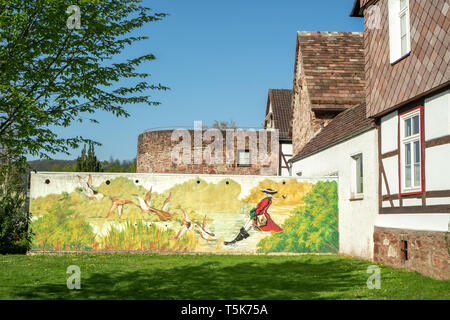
[36,0,363,161]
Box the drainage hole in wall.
[401,240,408,261]
[106,180,110,185]
[44,179,50,184]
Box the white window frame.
[388,0,411,63]
[351,153,364,199]
[265,111,273,129]
[237,150,251,167]
[399,107,423,195]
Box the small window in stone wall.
[237,150,251,167]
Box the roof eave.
[311,106,349,113]
[289,122,375,164]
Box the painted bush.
[32,194,97,251]
[257,181,339,253]
[29,173,338,253]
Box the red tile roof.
[294,31,366,111]
[265,89,292,140]
[290,102,374,162]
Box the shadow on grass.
[13,259,369,300]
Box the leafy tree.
[28,159,75,171]
[34,156,137,172]
[0,0,168,170]
[210,119,237,130]
[49,163,63,172]
[75,142,102,172]
[257,181,339,253]
[0,169,32,254]
[101,156,136,172]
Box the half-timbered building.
[264,89,293,176]
[351,0,449,279]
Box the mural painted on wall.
[29,173,338,253]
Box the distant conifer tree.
[75,143,102,172]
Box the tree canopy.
[0,0,168,169]
[75,142,102,172]
[210,119,237,130]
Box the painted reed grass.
[99,220,198,252]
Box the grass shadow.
[13,257,368,300]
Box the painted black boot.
[224,227,250,245]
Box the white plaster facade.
[379,89,450,231]
[280,142,293,177]
[290,128,378,259]
[30,172,335,201]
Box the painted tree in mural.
[257,181,339,253]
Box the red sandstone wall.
[291,31,365,155]
[292,79,312,156]
[374,226,450,279]
[137,130,278,176]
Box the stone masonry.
[137,129,278,176]
[373,226,450,279]
[291,31,366,155]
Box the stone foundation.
[373,226,450,280]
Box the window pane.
[360,155,363,178]
[400,14,407,36]
[405,165,411,188]
[401,36,407,56]
[414,140,420,163]
[413,115,420,134]
[238,151,250,165]
[405,118,411,137]
[356,156,363,194]
[400,0,407,10]
[355,156,361,182]
[414,164,421,187]
[405,143,411,165]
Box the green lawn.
[0,254,448,300]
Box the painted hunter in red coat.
[253,197,283,232]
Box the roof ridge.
[297,31,363,36]
[318,102,366,127]
[333,101,365,117]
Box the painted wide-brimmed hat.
[261,189,278,195]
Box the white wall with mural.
[290,128,378,259]
[29,172,339,254]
